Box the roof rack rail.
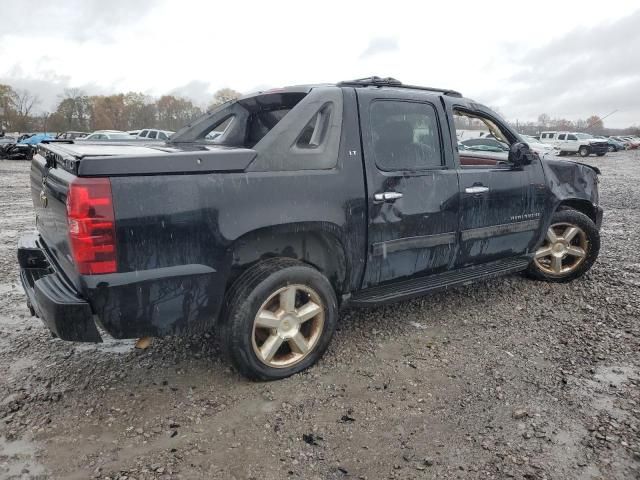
[337,76,462,97]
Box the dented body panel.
[17,83,602,342]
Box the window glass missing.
[296,104,332,149]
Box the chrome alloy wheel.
[534,223,589,275]
[251,284,325,368]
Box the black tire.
[525,209,600,283]
[579,146,590,157]
[221,258,338,381]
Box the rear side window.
[295,104,332,149]
[558,134,566,140]
[568,134,577,141]
[370,100,442,171]
[148,131,158,139]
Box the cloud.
[0,1,638,128]
[1,0,160,43]
[359,37,399,58]
[478,10,640,126]
[169,81,214,107]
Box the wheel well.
[557,199,596,222]
[227,227,348,294]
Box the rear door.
[357,88,459,287]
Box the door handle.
[465,186,490,194]
[374,191,403,202]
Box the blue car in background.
[18,132,55,144]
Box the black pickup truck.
[18,77,602,380]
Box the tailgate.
[30,153,79,286]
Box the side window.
[558,134,566,140]
[158,132,168,140]
[148,131,158,139]
[139,130,149,138]
[370,100,442,171]
[295,104,332,149]
[453,108,512,166]
[567,134,577,141]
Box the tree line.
[1,82,639,136]
[0,85,241,133]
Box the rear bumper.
[18,233,102,342]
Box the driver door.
[443,99,548,267]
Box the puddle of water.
[0,436,46,479]
[73,336,136,355]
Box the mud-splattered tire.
[579,146,590,157]
[221,258,338,381]
[525,209,600,283]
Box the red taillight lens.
[66,178,117,275]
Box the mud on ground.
[0,153,639,479]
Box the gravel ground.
[0,152,638,480]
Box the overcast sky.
[1,0,639,127]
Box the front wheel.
[525,209,600,283]
[579,146,590,157]
[221,258,338,380]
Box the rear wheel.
[221,258,338,380]
[579,146,590,157]
[525,209,600,283]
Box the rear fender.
[228,223,348,295]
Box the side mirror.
[508,142,536,167]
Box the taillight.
[66,177,117,275]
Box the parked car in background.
[620,136,640,149]
[136,129,173,140]
[56,131,88,140]
[19,133,56,145]
[539,131,608,157]
[610,136,633,149]
[460,137,509,152]
[83,130,135,140]
[594,136,625,152]
[520,135,557,157]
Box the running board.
[348,256,530,307]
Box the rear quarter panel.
[86,87,367,338]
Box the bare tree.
[537,113,550,128]
[208,88,241,111]
[10,89,40,131]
